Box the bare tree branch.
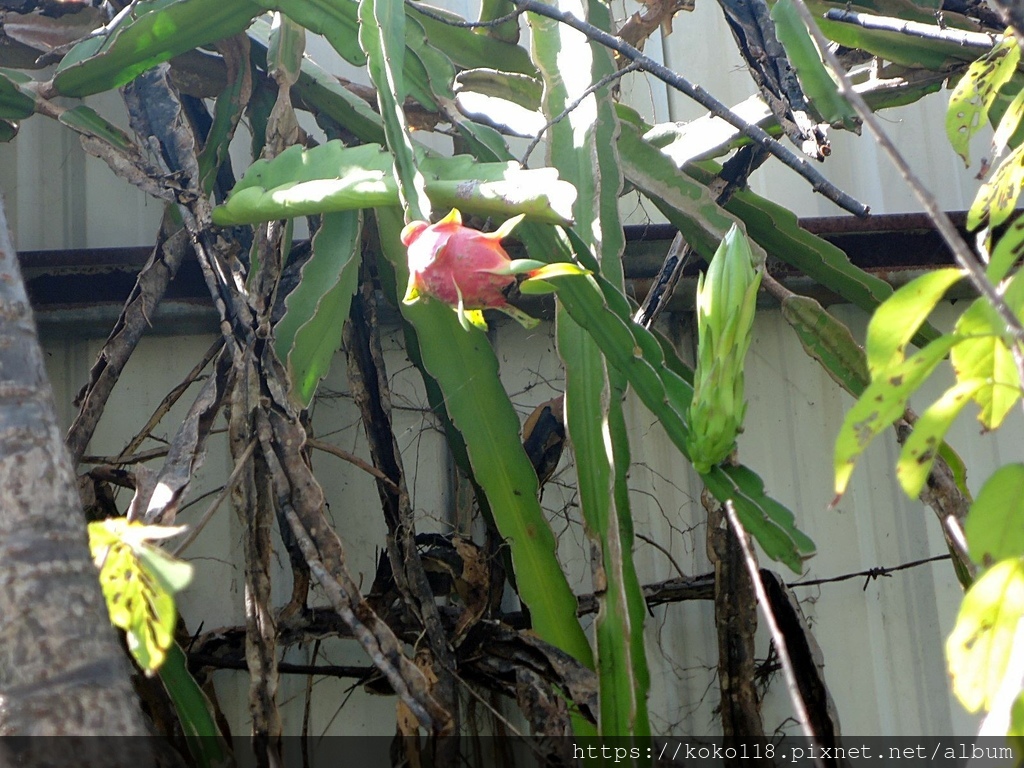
[825,9,1001,50]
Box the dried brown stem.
[345,278,459,741]
[306,437,399,491]
[704,492,767,757]
[117,337,224,463]
[65,227,193,464]
[724,501,824,762]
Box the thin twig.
[118,338,224,462]
[172,439,257,556]
[188,653,374,679]
[824,9,1001,50]
[636,531,689,581]
[512,0,870,217]
[405,0,522,28]
[306,437,399,491]
[520,63,641,166]
[81,446,170,466]
[788,0,1024,378]
[723,500,824,763]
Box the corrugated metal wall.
[4,1,1000,738]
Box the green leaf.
[54,0,268,98]
[377,207,595,672]
[947,557,1024,712]
[214,141,576,225]
[267,12,304,87]
[988,211,1024,282]
[135,544,196,593]
[834,334,961,498]
[1012,692,1024,738]
[804,0,994,68]
[781,294,870,396]
[781,290,973,504]
[476,0,520,42]
[533,0,645,733]
[709,464,816,566]
[771,0,859,130]
[947,35,1021,167]
[196,47,250,195]
[359,0,430,222]
[454,68,546,137]
[406,2,535,74]
[617,120,768,265]
[938,440,972,501]
[248,19,385,145]
[951,296,1022,430]
[58,105,134,151]
[0,68,34,120]
[274,211,361,408]
[159,643,233,767]
[991,84,1024,164]
[271,0,366,66]
[865,267,963,376]
[454,69,543,112]
[966,464,1024,567]
[897,378,985,498]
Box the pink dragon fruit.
[401,208,590,331]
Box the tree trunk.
[0,197,153,758]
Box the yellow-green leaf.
[865,267,963,377]
[897,378,985,498]
[834,334,960,498]
[947,558,1024,712]
[951,296,1022,430]
[966,464,1024,567]
[991,85,1024,164]
[1012,692,1024,738]
[947,35,1020,166]
[988,212,1024,282]
[88,519,192,675]
[969,141,1024,231]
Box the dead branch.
[306,437,399,491]
[64,226,193,464]
[724,501,824,761]
[117,338,224,463]
[262,400,452,732]
[345,275,460,740]
[704,492,767,759]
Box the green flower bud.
[686,225,763,474]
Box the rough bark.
[0,198,153,753]
[704,492,768,764]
